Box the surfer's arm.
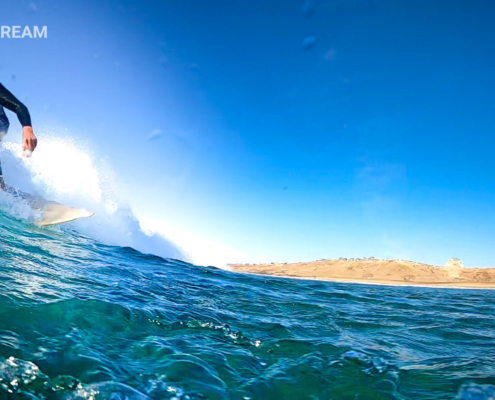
[0,83,37,151]
[0,83,31,127]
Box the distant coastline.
[229,258,495,288]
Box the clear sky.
[2,0,495,266]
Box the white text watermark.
[1,26,47,39]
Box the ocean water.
[1,209,495,400]
[1,137,495,400]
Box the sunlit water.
[0,210,494,399]
[0,136,494,399]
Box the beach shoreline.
[229,258,495,289]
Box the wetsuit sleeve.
[0,83,32,127]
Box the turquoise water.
[0,210,494,400]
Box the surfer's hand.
[22,126,37,152]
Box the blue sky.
[2,0,495,266]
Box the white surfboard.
[37,201,94,227]
[5,187,94,226]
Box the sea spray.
[0,135,188,262]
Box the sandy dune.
[229,258,495,288]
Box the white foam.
[139,217,248,268]
[22,149,33,159]
[0,134,189,262]
[0,189,38,222]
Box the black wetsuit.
[0,83,32,133]
[0,83,32,190]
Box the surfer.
[0,84,92,225]
[0,82,37,190]
[0,83,37,150]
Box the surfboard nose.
[79,210,95,218]
[38,203,95,227]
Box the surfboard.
[4,187,94,227]
[37,201,94,227]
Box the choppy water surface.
[0,211,494,399]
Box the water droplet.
[148,129,162,141]
[302,36,317,51]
